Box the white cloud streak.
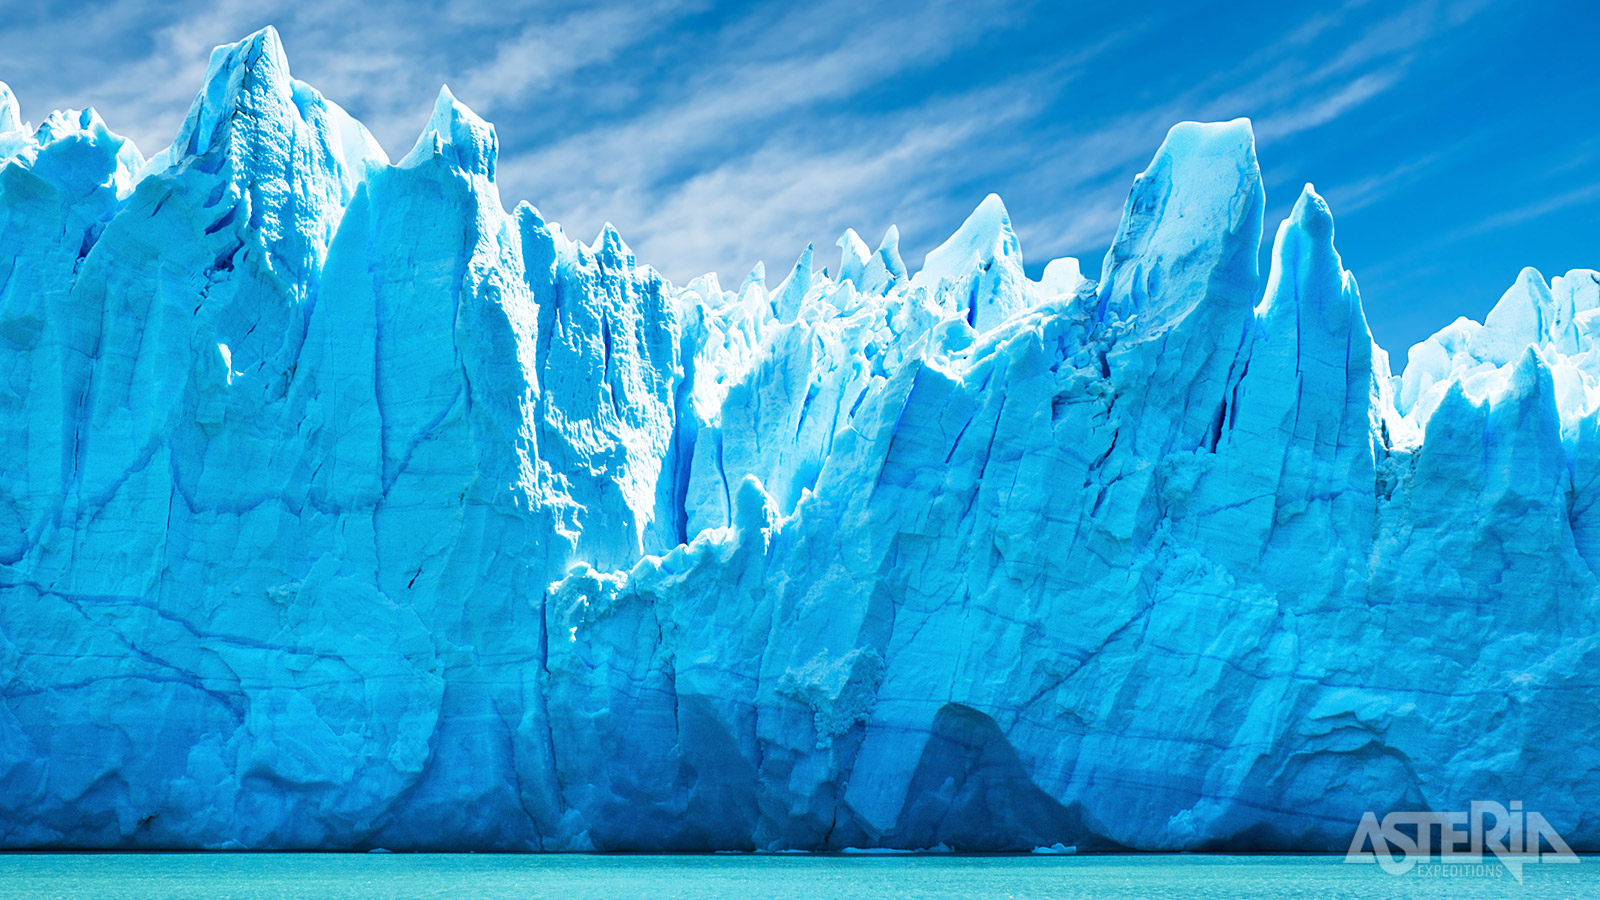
[0,0,1505,296]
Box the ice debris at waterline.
[2,26,1598,852]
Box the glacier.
[2,27,1598,851]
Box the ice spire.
[0,81,27,160]
[1092,118,1264,460]
[1097,118,1263,331]
[0,82,20,136]
[401,85,498,182]
[740,261,766,294]
[166,26,296,165]
[1215,183,1377,555]
[594,222,634,267]
[132,26,388,291]
[836,229,871,289]
[773,243,814,322]
[914,193,1026,331]
[1476,267,1555,366]
[858,225,907,296]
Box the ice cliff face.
[2,28,1598,851]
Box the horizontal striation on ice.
[1,27,1598,853]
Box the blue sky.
[1,0,1595,356]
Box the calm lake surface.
[2,853,1596,899]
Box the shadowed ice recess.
[1,26,1598,851]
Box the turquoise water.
[1,853,1596,899]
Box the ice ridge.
[0,28,1597,852]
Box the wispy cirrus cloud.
[0,0,1487,277]
[447,0,707,115]
[1,0,1590,356]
